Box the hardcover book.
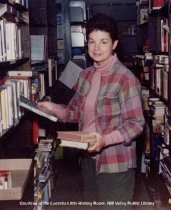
[19,96,58,122]
[59,139,88,150]
[57,131,96,150]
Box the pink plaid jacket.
[63,60,145,173]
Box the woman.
[39,13,145,202]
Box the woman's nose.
[94,43,99,50]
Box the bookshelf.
[69,0,87,68]
[34,133,55,210]
[56,0,71,65]
[0,0,33,144]
[29,0,58,96]
[0,0,33,202]
[136,0,171,203]
[29,0,57,60]
[28,1,58,208]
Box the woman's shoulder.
[112,61,141,87]
[117,61,137,79]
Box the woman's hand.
[84,132,105,153]
[38,101,57,113]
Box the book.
[57,131,96,150]
[8,71,33,77]
[152,0,164,10]
[60,139,88,150]
[30,35,46,61]
[48,58,56,87]
[18,96,58,122]
[59,60,83,89]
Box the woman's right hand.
[38,101,57,113]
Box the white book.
[48,58,53,87]
[5,22,11,61]
[5,22,17,61]
[19,96,58,122]
[8,71,33,77]
[4,86,9,129]
[17,28,22,58]
[39,73,45,99]
[16,81,23,118]
[12,80,18,122]
[0,19,6,61]
[10,23,17,60]
[22,79,29,98]
[5,83,13,127]
[5,80,17,123]
[30,35,46,61]
[0,27,3,61]
[0,87,7,131]
[60,139,88,150]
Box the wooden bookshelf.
[0,0,33,201]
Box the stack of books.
[34,138,54,204]
[160,156,171,195]
[57,131,96,150]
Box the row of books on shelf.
[148,100,170,174]
[34,137,55,206]
[12,0,28,8]
[6,0,29,8]
[137,0,167,24]
[136,54,169,100]
[152,69,168,102]
[141,88,170,174]
[149,16,169,53]
[0,66,56,135]
[148,97,169,147]
[0,19,23,62]
[138,0,166,10]
[0,75,30,134]
[160,156,171,195]
[0,2,29,21]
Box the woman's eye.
[88,40,94,44]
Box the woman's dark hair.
[86,13,118,42]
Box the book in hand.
[57,131,96,150]
[19,96,58,122]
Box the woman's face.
[88,30,118,65]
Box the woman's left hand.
[87,132,105,153]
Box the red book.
[0,170,10,176]
[152,0,164,9]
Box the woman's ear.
[113,40,118,51]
